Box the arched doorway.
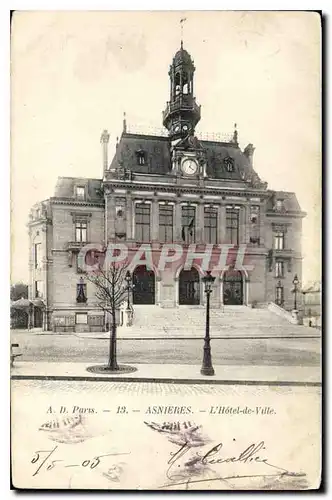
[133,266,155,305]
[179,268,200,305]
[223,270,243,305]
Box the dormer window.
[76,186,86,200]
[224,156,235,172]
[136,150,146,166]
[275,199,284,212]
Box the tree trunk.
[108,281,119,370]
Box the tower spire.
[163,39,200,139]
[180,17,186,49]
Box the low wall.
[267,302,300,325]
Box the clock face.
[182,158,199,176]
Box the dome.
[173,46,193,66]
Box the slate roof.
[109,132,257,182]
[265,190,303,213]
[110,133,171,175]
[173,47,193,66]
[200,140,251,180]
[53,177,104,202]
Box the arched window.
[175,73,181,96]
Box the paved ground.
[11,361,321,385]
[11,378,322,397]
[11,330,321,366]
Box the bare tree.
[86,262,128,370]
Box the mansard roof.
[110,133,171,175]
[109,132,264,185]
[266,190,303,213]
[53,176,103,201]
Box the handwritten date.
[31,446,130,477]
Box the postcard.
[10,11,322,490]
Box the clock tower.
[162,42,201,141]
[163,43,206,178]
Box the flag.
[188,217,195,236]
[180,18,187,24]
[182,217,195,241]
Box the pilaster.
[197,201,205,243]
[175,199,182,242]
[151,198,159,241]
[126,194,133,240]
[106,192,116,241]
[218,205,226,243]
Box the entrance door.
[179,268,200,305]
[223,270,243,305]
[34,307,43,328]
[133,266,155,305]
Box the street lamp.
[292,274,299,310]
[201,271,216,376]
[125,271,132,310]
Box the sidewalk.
[11,362,321,386]
[21,329,321,340]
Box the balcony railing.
[66,241,88,251]
[163,96,201,123]
[125,123,234,143]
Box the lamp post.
[201,271,215,376]
[292,274,299,310]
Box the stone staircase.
[117,304,320,338]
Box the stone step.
[119,304,318,338]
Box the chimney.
[123,112,127,133]
[100,129,110,171]
[232,123,238,145]
[244,143,255,168]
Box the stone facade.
[27,44,306,332]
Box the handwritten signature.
[161,440,307,489]
[30,446,130,477]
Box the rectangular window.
[136,151,146,166]
[274,232,285,250]
[249,206,260,244]
[76,254,85,273]
[34,243,42,269]
[275,285,284,306]
[204,207,218,244]
[275,261,284,278]
[226,208,239,245]
[135,203,151,242]
[159,205,174,243]
[76,186,86,199]
[75,313,88,324]
[75,221,87,242]
[34,281,42,298]
[181,206,196,244]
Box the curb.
[75,335,321,341]
[10,375,321,387]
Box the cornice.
[266,211,307,219]
[50,197,104,208]
[102,180,270,199]
[27,218,52,228]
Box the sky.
[10,11,321,285]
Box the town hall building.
[28,43,305,332]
